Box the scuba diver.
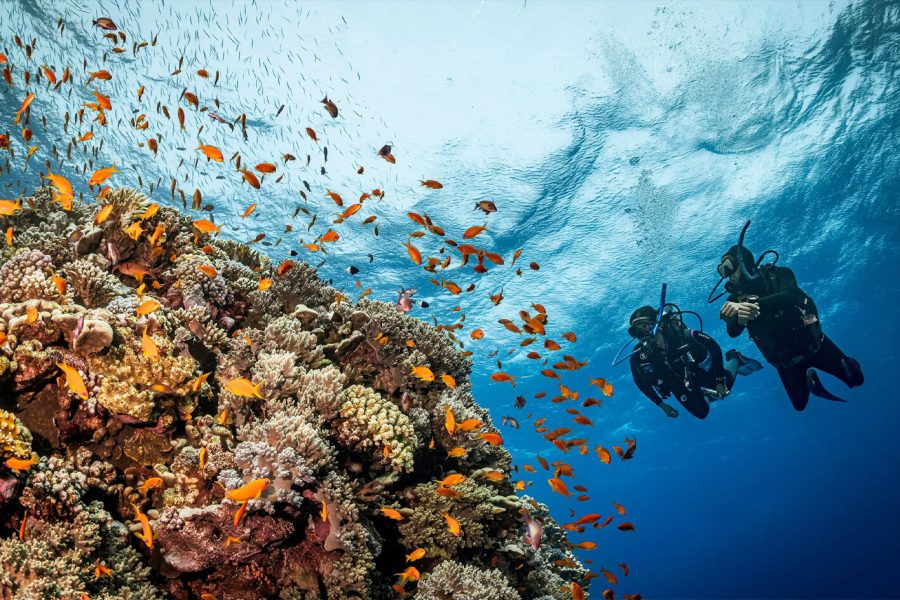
[710,221,864,411]
[615,285,762,419]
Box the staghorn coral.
[334,384,419,473]
[0,187,587,600]
[415,559,522,600]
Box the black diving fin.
[806,369,847,402]
[726,350,763,376]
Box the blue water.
[2,1,899,597]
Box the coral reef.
[0,187,586,599]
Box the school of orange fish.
[0,11,644,600]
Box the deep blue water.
[2,1,899,598]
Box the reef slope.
[0,187,585,599]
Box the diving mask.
[717,256,737,278]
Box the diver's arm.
[756,268,801,311]
[721,298,747,337]
[630,356,663,404]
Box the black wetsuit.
[630,328,734,419]
[725,265,864,411]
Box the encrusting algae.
[0,186,588,599]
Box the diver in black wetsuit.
[627,305,761,419]
[712,221,864,411]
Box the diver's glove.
[660,402,679,418]
[715,379,729,400]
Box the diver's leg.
[812,336,864,389]
[678,392,710,419]
[778,365,810,411]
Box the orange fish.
[142,327,160,361]
[479,432,504,446]
[57,362,89,399]
[320,96,339,118]
[131,503,154,549]
[419,179,443,189]
[305,127,318,142]
[490,372,516,386]
[136,299,160,316]
[410,366,435,382]
[13,92,35,125]
[79,131,94,142]
[199,447,208,469]
[258,278,273,291]
[44,172,74,201]
[94,89,111,110]
[447,447,468,458]
[440,374,457,388]
[548,477,571,498]
[233,500,248,527]
[198,144,223,162]
[617,522,635,532]
[52,275,67,296]
[456,419,484,431]
[405,548,426,563]
[124,221,143,241]
[191,372,212,393]
[0,199,22,216]
[193,219,221,235]
[379,507,404,521]
[94,563,112,579]
[198,264,218,277]
[226,478,271,502]
[95,203,114,225]
[463,223,488,239]
[87,69,112,84]
[88,165,118,186]
[237,168,260,190]
[224,377,265,399]
[445,406,456,435]
[5,454,38,471]
[573,541,597,550]
[436,474,466,487]
[601,568,619,585]
[225,536,243,547]
[595,446,612,464]
[277,259,294,275]
[399,240,421,266]
[470,328,484,340]
[4,227,11,247]
[319,230,340,243]
[241,203,257,218]
[571,582,585,600]
[480,470,505,482]
[138,477,163,495]
[443,512,462,537]
[395,566,421,584]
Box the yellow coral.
[336,385,418,473]
[88,328,196,421]
[0,408,32,461]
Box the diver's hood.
[628,305,657,338]
[724,244,757,276]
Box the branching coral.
[416,559,522,600]
[334,384,419,473]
